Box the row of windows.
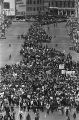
[16,0,22,2]
[27,0,43,5]
[27,7,44,11]
[50,1,75,8]
[16,11,25,15]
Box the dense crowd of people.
[0,22,79,120]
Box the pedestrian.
[54,23,55,28]
[9,44,11,47]
[66,109,69,117]
[9,54,11,60]
[73,112,76,119]
[26,113,31,120]
[19,113,22,120]
[67,116,70,120]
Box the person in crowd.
[1,21,79,120]
[9,54,11,60]
[26,113,31,120]
[73,112,76,119]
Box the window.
[64,1,65,7]
[60,1,62,7]
[33,7,35,11]
[37,7,39,11]
[65,1,68,7]
[30,0,32,4]
[33,1,36,4]
[4,2,10,9]
[27,0,29,4]
[72,1,75,7]
[16,0,22,2]
[37,0,39,4]
[29,7,32,11]
[40,7,41,11]
[40,0,42,4]
[56,1,58,7]
[52,1,53,6]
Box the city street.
[0,22,31,67]
[0,106,79,120]
[1,21,79,120]
[13,107,79,120]
[0,0,79,120]
[0,21,79,68]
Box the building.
[25,0,76,17]
[0,0,4,15]
[44,0,76,17]
[16,0,26,17]
[3,0,15,16]
[0,0,4,24]
[26,0,44,16]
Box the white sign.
[66,71,75,76]
[61,70,66,74]
[59,64,64,70]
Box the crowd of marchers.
[0,22,79,120]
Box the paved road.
[1,107,79,120]
[0,22,31,68]
[43,22,79,62]
[0,21,79,67]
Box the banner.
[59,64,64,69]
[66,71,75,76]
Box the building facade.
[44,0,76,16]
[26,0,44,16]
[26,0,76,17]
[3,0,15,16]
[0,0,4,15]
[16,0,26,17]
[0,0,4,24]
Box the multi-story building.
[26,0,44,16]
[26,0,76,17]
[3,0,15,16]
[0,0,4,15]
[0,0,4,24]
[44,0,76,16]
[16,0,26,17]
